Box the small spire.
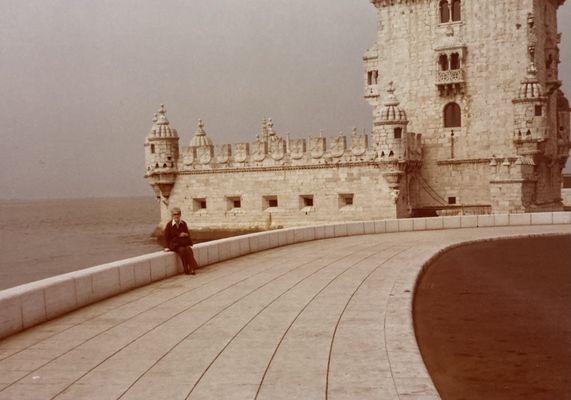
[526,62,538,78]
[319,130,323,138]
[352,127,357,135]
[384,82,400,107]
[152,113,158,123]
[387,81,395,94]
[156,104,170,125]
[195,119,206,136]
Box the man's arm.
[179,221,190,237]
[163,222,172,250]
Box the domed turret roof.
[517,63,544,99]
[147,104,178,139]
[189,119,213,147]
[379,82,407,123]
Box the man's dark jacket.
[164,220,193,251]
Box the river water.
[0,197,162,290]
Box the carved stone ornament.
[197,146,212,165]
[252,140,267,162]
[290,138,306,160]
[351,134,368,156]
[270,139,286,161]
[182,147,195,166]
[216,144,231,164]
[309,137,326,159]
[234,143,249,163]
[330,135,347,158]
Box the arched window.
[451,0,461,22]
[444,102,462,127]
[440,0,450,23]
[450,53,460,70]
[439,54,449,71]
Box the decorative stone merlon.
[189,119,214,147]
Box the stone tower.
[365,0,570,214]
[373,82,423,215]
[144,104,179,209]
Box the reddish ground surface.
[413,235,571,400]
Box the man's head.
[171,207,182,223]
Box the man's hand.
[163,248,170,252]
[179,232,189,237]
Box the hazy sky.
[1,1,570,200]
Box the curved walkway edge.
[0,225,569,399]
[1,212,570,341]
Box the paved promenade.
[0,225,569,400]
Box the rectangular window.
[338,193,354,208]
[367,71,372,85]
[193,198,207,211]
[263,195,278,209]
[394,127,402,139]
[299,195,314,209]
[448,196,457,205]
[535,105,542,117]
[226,196,241,210]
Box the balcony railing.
[436,69,465,85]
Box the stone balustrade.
[1,211,570,340]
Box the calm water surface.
[0,197,162,290]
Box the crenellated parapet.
[178,121,422,174]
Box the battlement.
[173,124,422,174]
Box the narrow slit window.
[300,195,314,209]
[450,53,460,70]
[193,198,207,211]
[451,0,461,22]
[226,196,242,210]
[439,54,449,71]
[263,195,278,209]
[338,194,354,208]
[439,0,450,23]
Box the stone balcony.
[436,69,465,96]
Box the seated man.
[163,207,198,275]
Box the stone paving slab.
[0,225,569,400]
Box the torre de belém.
[145,0,571,230]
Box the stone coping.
[398,231,571,399]
[1,211,570,341]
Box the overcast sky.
[1,1,570,200]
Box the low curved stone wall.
[1,211,570,340]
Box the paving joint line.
[253,243,402,400]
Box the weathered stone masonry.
[145,0,570,229]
